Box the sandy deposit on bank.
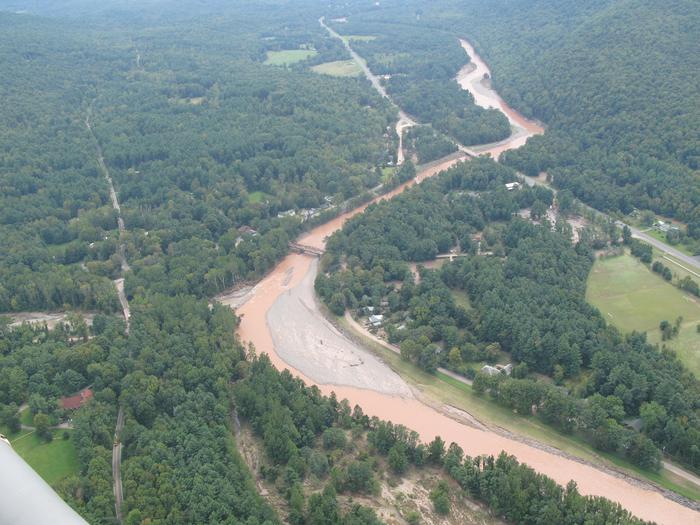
[267,258,412,396]
[455,39,544,159]
[8,311,94,329]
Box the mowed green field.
[263,49,317,66]
[586,253,700,376]
[11,430,80,486]
[2,417,80,487]
[311,60,362,77]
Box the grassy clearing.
[586,252,700,376]
[451,289,472,310]
[336,315,700,501]
[343,35,377,42]
[263,49,317,66]
[12,430,79,486]
[247,191,269,204]
[20,407,34,426]
[311,60,362,77]
[0,425,79,486]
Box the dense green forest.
[317,159,700,472]
[0,2,398,312]
[0,15,121,312]
[332,0,700,234]
[404,126,459,164]
[1,302,651,523]
[330,19,511,147]
[234,354,650,524]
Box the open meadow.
[263,48,317,65]
[586,253,700,376]
[311,59,362,77]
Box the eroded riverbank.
[455,39,544,158]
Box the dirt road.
[112,407,125,524]
[343,311,473,387]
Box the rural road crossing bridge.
[289,242,325,257]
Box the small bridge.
[289,242,325,257]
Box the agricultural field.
[586,253,700,376]
[263,48,317,65]
[311,59,362,77]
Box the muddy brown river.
[232,39,699,524]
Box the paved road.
[519,172,700,273]
[618,222,700,272]
[112,407,125,524]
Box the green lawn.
[247,191,269,204]
[586,252,700,377]
[20,407,34,426]
[263,49,317,66]
[311,60,362,77]
[11,430,79,486]
[1,423,79,486]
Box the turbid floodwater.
[233,37,699,524]
[456,39,544,159]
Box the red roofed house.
[60,388,93,410]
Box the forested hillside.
[335,0,700,232]
[0,2,396,312]
[0,15,121,312]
